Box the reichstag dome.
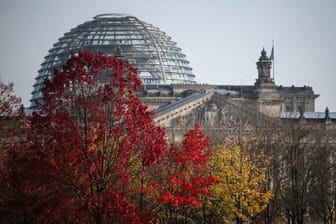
[31,13,196,104]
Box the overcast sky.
[0,0,335,111]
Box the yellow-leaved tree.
[207,142,272,224]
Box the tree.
[276,119,336,224]
[208,142,272,224]
[0,81,28,223]
[0,81,22,117]
[152,124,218,224]
[309,142,336,224]
[5,51,166,224]
[0,81,23,143]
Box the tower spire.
[255,48,274,86]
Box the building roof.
[280,111,336,119]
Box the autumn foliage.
[0,82,22,117]
[153,124,218,223]
[0,51,220,224]
[0,51,274,224]
[0,81,24,222]
[1,51,166,223]
[160,125,216,206]
[208,142,272,224]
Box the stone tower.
[255,48,274,86]
[254,48,282,117]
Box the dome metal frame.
[31,14,196,105]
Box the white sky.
[0,0,335,111]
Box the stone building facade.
[143,48,320,128]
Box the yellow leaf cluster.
[208,143,272,222]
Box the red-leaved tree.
[5,51,166,224]
[0,81,27,223]
[0,81,22,117]
[152,124,218,223]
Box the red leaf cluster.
[155,124,218,209]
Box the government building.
[30,13,335,130]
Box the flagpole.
[272,40,275,81]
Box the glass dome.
[31,13,196,104]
